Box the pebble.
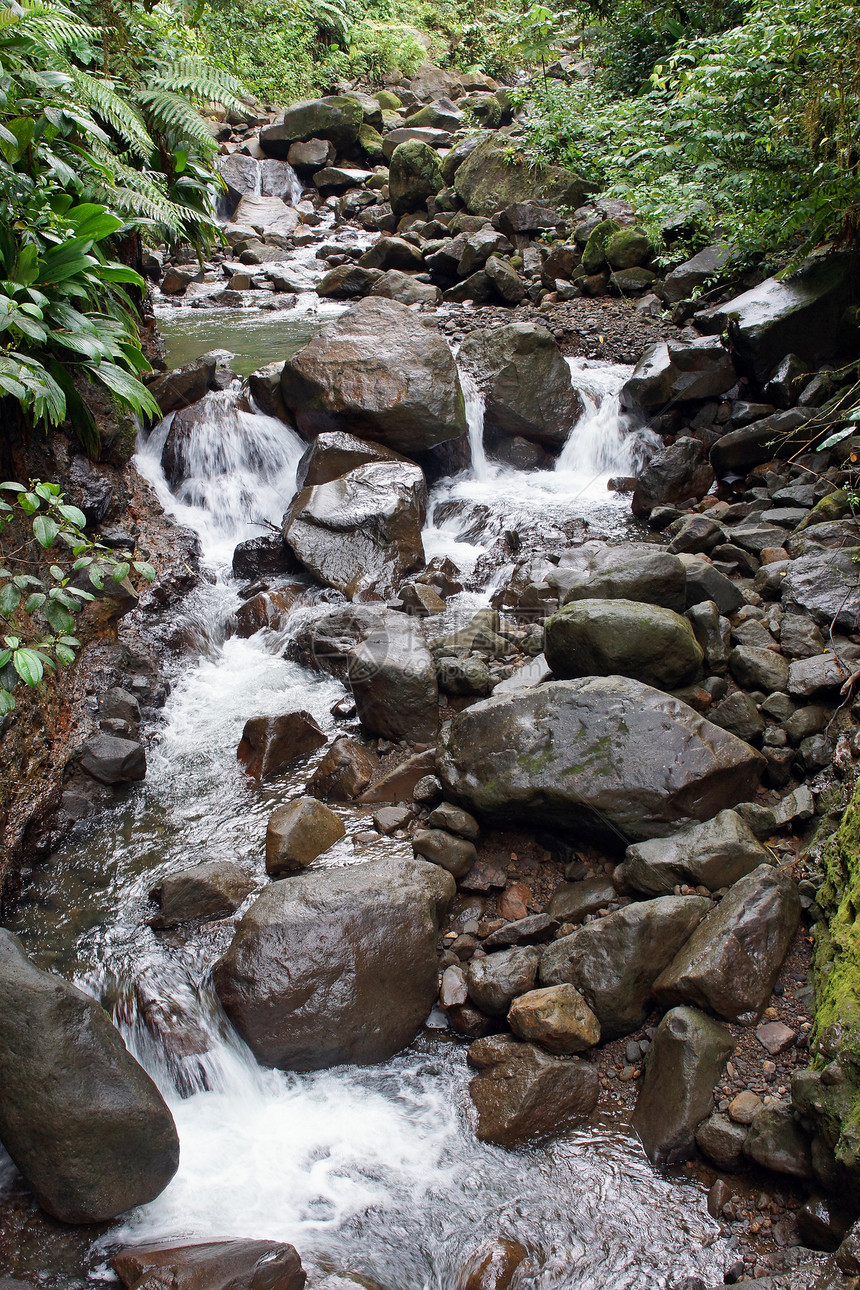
[729,1091,762,1124]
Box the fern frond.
[148,57,246,112]
[73,71,153,158]
[134,88,218,150]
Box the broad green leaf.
[133,560,156,581]
[13,647,44,686]
[0,583,21,614]
[57,503,87,528]
[0,690,15,716]
[32,514,58,547]
[111,560,130,581]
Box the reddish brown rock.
[237,711,327,781]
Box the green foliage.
[0,0,246,448]
[0,479,155,716]
[518,0,860,263]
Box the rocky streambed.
[3,59,860,1290]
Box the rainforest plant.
[0,479,155,715]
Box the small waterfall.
[460,368,491,482]
[557,357,660,479]
[136,388,306,565]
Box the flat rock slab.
[113,1240,306,1290]
[616,809,770,895]
[437,676,766,843]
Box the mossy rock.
[581,219,619,275]
[358,123,386,164]
[802,775,860,1194]
[388,139,444,218]
[797,489,850,531]
[373,90,403,110]
[461,92,502,128]
[605,227,653,270]
[611,266,657,296]
[454,136,594,218]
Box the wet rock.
[729,645,790,693]
[287,137,335,170]
[547,877,616,923]
[357,748,434,803]
[454,1239,527,1290]
[231,586,304,639]
[427,802,479,840]
[661,243,736,304]
[413,828,477,878]
[79,733,146,786]
[149,861,255,928]
[283,460,426,599]
[508,984,600,1054]
[484,255,527,305]
[837,1221,860,1274]
[540,895,710,1038]
[437,655,492,696]
[694,251,858,383]
[265,797,345,875]
[632,1005,734,1166]
[710,409,815,476]
[0,929,179,1222]
[652,864,801,1023]
[232,534,295,581]
[555,541,687,612]
[360,236,424,273]
[483,914,559,949]
[729,1090,762,1123]
[696,1112,749,1170]
[631,437,715,516]
[617,810,771,895]
[213,856,454,1070]
[280,298,466,454]
[466,945,540,1015]
[458,323,583,449]
[544,598,703,689]
[454,136,593,217]
[316,264,383,299]
[112,1240,306,1290]
[437,677,766,843]
[348,615,438,743]
[261,96,363,156]
[788,652,851,696]
[147,355,216,416]
[306,735,377,802]
[467,1033,599,1145]
[237,711,327,780]
[745,1101,813,1178]
[620,339,736,416]
[782,546,860,633]
[686,601,731,672]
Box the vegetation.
[517,0,860,264]
[0,0,244,450]
[0,479,155,715]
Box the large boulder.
[454,137,593,217]
[507,984,600,1054]
[149,861,255,928]
[112,1241,306,1290]
[388,139,444,217]
[0,930,179,1223]
[652,864,801,1023]
[782,546,860,634]
[466,1034,599,1145]
[237,711,327,780]
[437,677,766,843]
[661,243,736,304]
[348,613,439,743]
[619,338,737,416]
[616,810,771,895]
[694,250,859,383]
[218,154,260,213]
[265,797,345,875]
[359,236,424,272]
[457,324,583,449]
[466,946,540,1015]
[632,1006,734,1165]
[295,431,408,490]
[631,437,715,516]
[279,298,467,454]
[260,96,363,156]
[710,408,815,476]
[282,460,426,598]
[544,598,703,689]
[552,541,687,612]
[213,857,454,1070]
[370,269,441,305]
[539,896,711,1038]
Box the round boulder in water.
[0,929,179,1223]
[213,856,455,1070]
[279,298,467,455]
[544,597,704,690]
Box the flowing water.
[0,332,728,1290]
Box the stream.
[0,299,730,1289]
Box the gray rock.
[681,556,745,614]
[662,243,736,304]
[708,691,766,743]
[261,96,363,156]
[632,1005,734,1165]
[631,437,716,516]
[316,264,382,299]
[467,1033,599,1145]
[782,546,860,633]
[213,857,454,1070]
[454,136,593,217]
[686,601,731,672]
[359,236,424,272]
[457,323,583,449]
[283,460,426,599]
[547,877,616,923]
[745,1101,813,1178]
[554,541,687,612]
[148,355,215,416]
[695,1112,749,1170]
[729,645,790,693]
[788,652,851,696]
[437,677,766,844]
[466,945,540,1015]
[620,339,736,416]
[79,733,146,786]
[149,861,255,928]
[348,614,438,743]
[295,431,407,490]
[540,895,711,1038]
[653,864,801,1023]
[412,828,477,878]
[617,810,771,896]
[544,597,703,689]
[370,270,441,305]
[427,802,479,840]
[0,930,179,1222]
[710,409,814,476]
